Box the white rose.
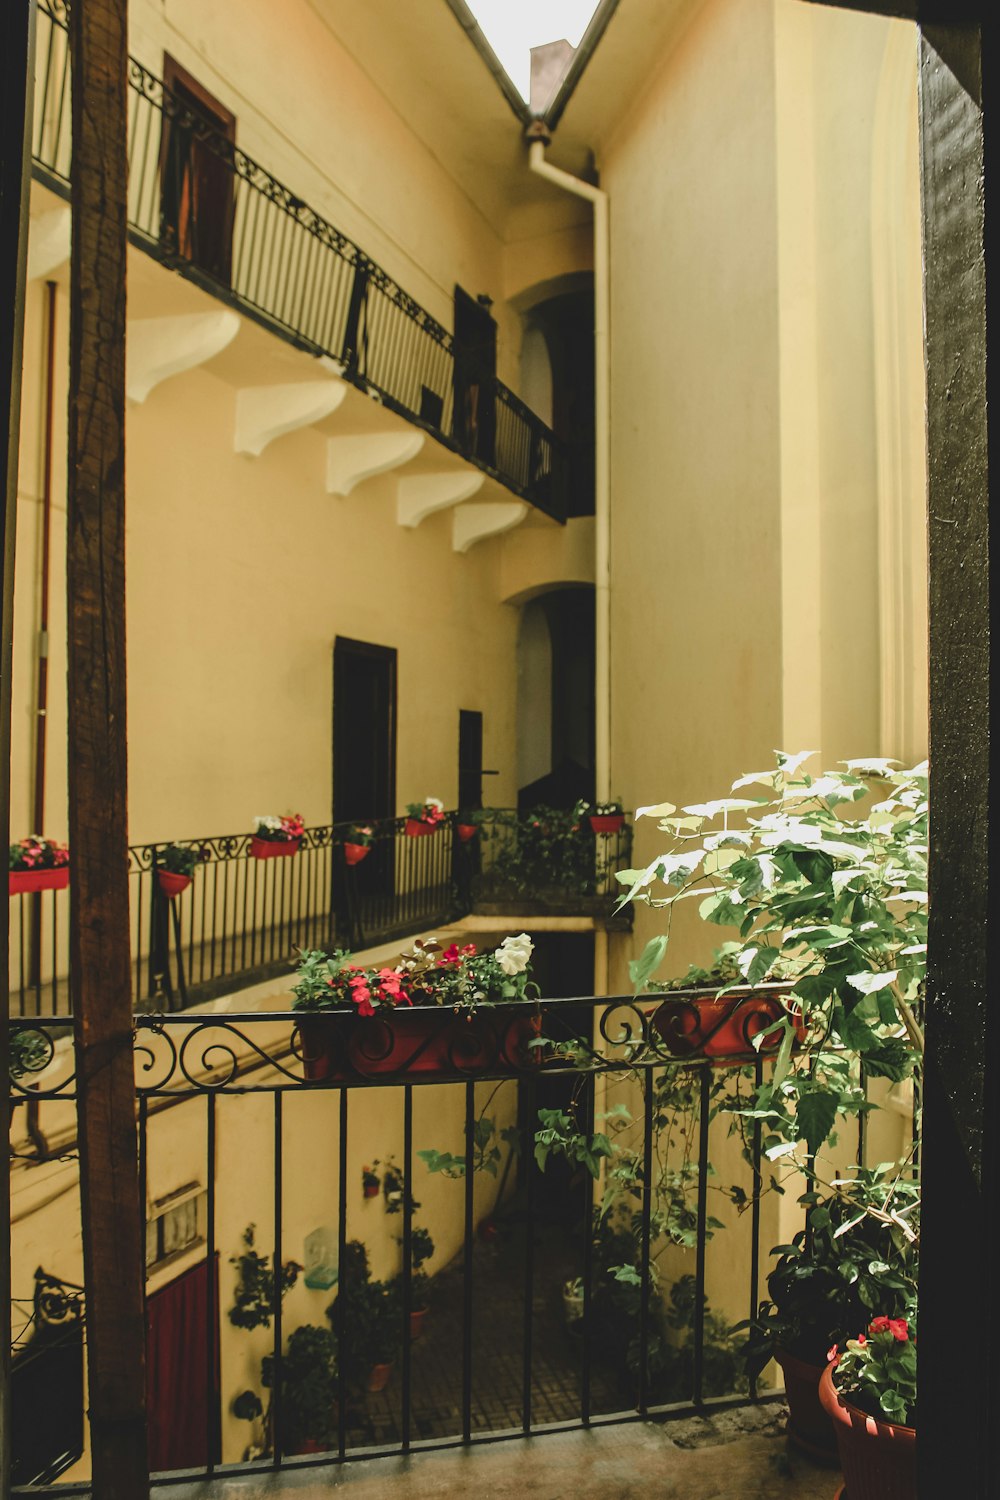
[495,933,533,976]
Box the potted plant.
[8,836,69,895]
[362,1164,381,1199]
[619,752,925,1116]
[576,798,626,835]
[250,813,304,859]
[260,1323,339,1455]
[291,935,540,1082]
[327,1241,400,1394]
[404,798,445,837]
[342,823,374,866]
[456,808,484,842]
[228,1224,302,1331]
[400,1225,435,1340]
[820,1314,917,1499]
[651,942,803,1065]
[740,1169,919,1461]
[156,842,203,898]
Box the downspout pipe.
[527,133,611,804]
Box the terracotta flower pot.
[157,869,192,899]
[9,867,69,896]
[405,818,437,837]
[367,1361,393,1393]
[250,835,301,859]
[818,1360,916,1500]
[344,842,370,866]
[457,824,478,842]
[774,1347,839,1461]
[589,813,624,834]
[651,986,804,1065]
[409,1307,429,1341]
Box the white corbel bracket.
[27,208,71,281]
[235,380,348,458]
[453,501,528,553]
[396,470,484,529]
[127,311,241,404]
[326,431,424,496]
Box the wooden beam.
[1,1,37,1491]
[67,0,150,1494]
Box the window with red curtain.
[146,1257,219,1473]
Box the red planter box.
[456,824,478,842]
[343,842,370,866]
[297,1005,543,1083]
[589,814,625,835]
[250,836,301,860]
[819,1361,915,1500]
[9,867,69,896]
[651,986,804,1065]
[157,869,192,899]
[404,819,439,838]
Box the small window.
[146,1183,206,1273]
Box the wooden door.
[161,56,235,286]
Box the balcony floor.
[163,1416,834,1499]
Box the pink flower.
[827,1344,838,1363]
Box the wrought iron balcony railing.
[7,999,793,1487]
[30,0,568,520]
[7,810,632,1017]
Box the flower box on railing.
[9,867,69,897]
[295,1003,542,1084]
[650,984,804,1067]
[157,869,192,899]
[250,836,301,860]
[589,814,624,835]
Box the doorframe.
[332,636,398,826]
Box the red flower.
[869,1316,910,1342]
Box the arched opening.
[516,585,595,808]
[520,281,596,518]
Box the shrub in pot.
[343,824,374,866]
[404,798,445,837]
[261,1324,339,1455]
[156,841,204,897]
[327,1240,400,1394]
[740,1170,918,1459]
[250,813,304,859]
[8,836,69,895]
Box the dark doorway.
[458,709,484,813]
[333,637,397,825]
[160,55,236,286]
[453,286,497,466]
[146,1258,219,1473]
[10,1313,84,1485]
[531,289,596,517]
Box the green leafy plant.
[343,823,375,847]
[618,753,926,1161]
[327,1241,400,1385]
[229,1224,302,1331]
[832,1313,917,1426]
[261,1324,339,1452]
[419,1113,519,1179]
[739,1166,919,1374]
[485,806,598,897]
[158,842,204,877]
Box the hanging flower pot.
[157,869,192,899]
[9,866,69,896]
[250,836,301,860]
[818,1361,916,1500]
[404,798,444,837]
[589,813,624,835]
[405,819,439,838]
[457,824,478,842]
[298,1004,543,1084]
[343,842,370,866]
[651,985,804,1065]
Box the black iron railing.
[30,0,567,520]
[7,811,632,1017]
[7,998,797,1490]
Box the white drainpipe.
[528,136,611,805]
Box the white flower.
[253,815,282,833]
[495,932,533,976]
[426,797,444,812]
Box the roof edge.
[542,0,622,129]
[440,0,534,125]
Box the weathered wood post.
[1,6,37,1495]
[67,0,150,1493]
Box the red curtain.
[146,1257,219,1473]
